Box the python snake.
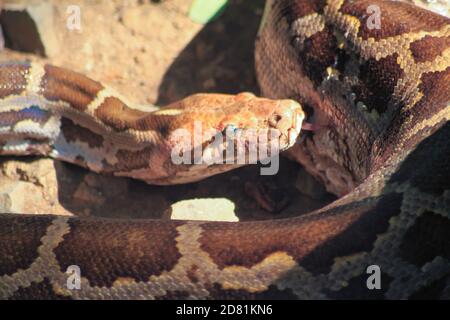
[0,0,449,299]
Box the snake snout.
[268,100,304,148]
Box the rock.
[0,2,59,57]
[1,158,58,186]
[0,181,45,213]
[0,186,13,212]
[0,159,73,215]
[166,198,238,221]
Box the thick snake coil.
[0,0,449,299]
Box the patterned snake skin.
[0,0,449,299]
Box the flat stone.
[166,198,238,222]
[0,181,37,213]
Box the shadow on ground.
[156,0,264,105]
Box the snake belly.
[0,0,449,299]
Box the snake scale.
[0,0,449,299]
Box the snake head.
[143,92,304,184]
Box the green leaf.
[188,0,228,24]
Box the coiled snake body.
[0,0,449,299]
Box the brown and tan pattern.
[0,63,28,99]
[0,0,449,299]
[40,64,104,112]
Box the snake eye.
[224,124,238,134]
[223,124,244,141]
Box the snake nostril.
[269,114,282,127]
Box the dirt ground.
[0,0,335,221]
